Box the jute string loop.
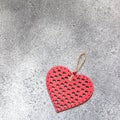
[74,51,86,73]
[69,51,86,81]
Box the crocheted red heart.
[46,66,94,112]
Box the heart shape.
[46,66,94,112]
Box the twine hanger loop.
[69,51,86,81]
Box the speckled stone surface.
[0,0,120,120]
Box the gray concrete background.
[0,0,120,120]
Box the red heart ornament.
[46,66,94,112]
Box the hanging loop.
[69,51,86,81]
[74,51,86,73]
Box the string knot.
[73,72,77,75]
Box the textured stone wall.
[0,0,120,120]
